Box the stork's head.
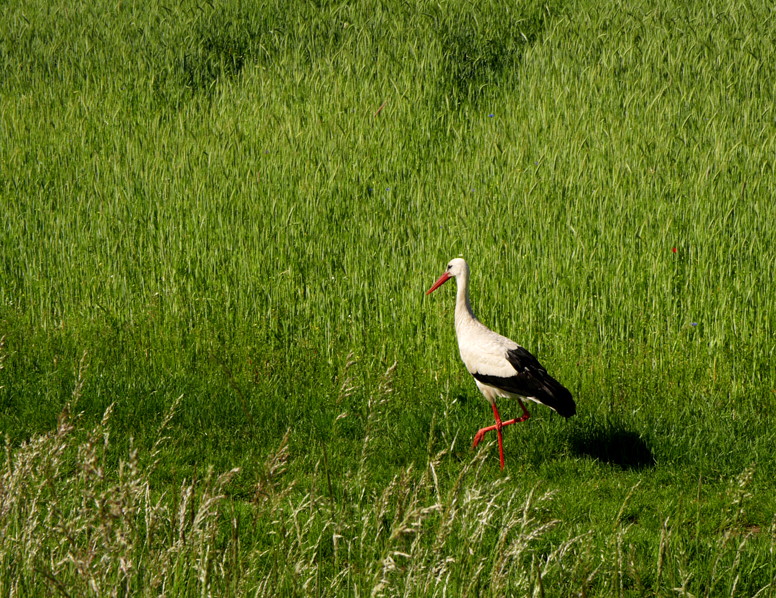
[426,258,468,294]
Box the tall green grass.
[2,382,774,596]
[1,0,775,594]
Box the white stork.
[426,258,575,469]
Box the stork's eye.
[447,264,452,270]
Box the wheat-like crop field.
[1,0,775,595]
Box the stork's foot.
[471,402,532,469]
[472,423,499,448]
[471,414,531,448]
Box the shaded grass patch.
[570,418,656,470]
[433,0,562,107]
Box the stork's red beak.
[426,271,452,295]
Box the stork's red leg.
[504,399,531,426]
[472,400,531,469]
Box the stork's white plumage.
[426,258,576,469]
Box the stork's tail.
[538,378,576,418]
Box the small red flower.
[672,247,677,253]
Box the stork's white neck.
[454,267,478,331]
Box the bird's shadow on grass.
[568,420,656,471]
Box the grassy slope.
[1,0,775,595]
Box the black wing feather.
[472,346,576,417]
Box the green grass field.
[1,0,775,594]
